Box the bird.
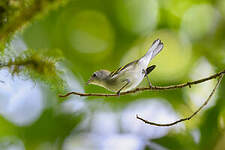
[87,39,164,95]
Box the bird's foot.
[142,69,147,75]
[116,91,121,96]
[148,82,153,88]
[143,69,153,88]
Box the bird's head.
[87,70,110,86]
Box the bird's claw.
[142,69,146,76]
[143,69,153,88]
[116,91,121,96]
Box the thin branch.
[59,69,225,97]
[136,74,224,127]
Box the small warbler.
[87,39,164,95]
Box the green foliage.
[153,132,198,150]
[0,0,225,150]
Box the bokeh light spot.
[186,58,217,109]
[217,0,225,18]
[67,10,114,54]
[181,4,220,40]
[116,0,158,34]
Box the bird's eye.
[93,73,97,77]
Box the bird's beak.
[86,78,92,85]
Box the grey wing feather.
[110,60,138,78]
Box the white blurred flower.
[63,133,100,150]
[102,134,144,150]
[121,99,184,139]
[191,128,201,144]
[0,69,43,126]
[0,136,25,150]
[91,111,119,136]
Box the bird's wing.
[109,60,138,78]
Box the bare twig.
[59,69,225,97]
[136,74,224,127]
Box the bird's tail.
[144,39,164,60]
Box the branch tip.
[136,74,224,127]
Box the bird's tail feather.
[145,39,164,60]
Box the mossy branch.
[0,50,65,91]
[1,52,55,75]
[0,0,67,48]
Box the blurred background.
[0,0,225,149]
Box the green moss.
[0,49,65,92]
[0,0,68,51]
